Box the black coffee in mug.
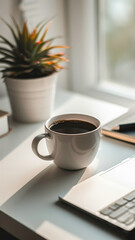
[49,120,96,134]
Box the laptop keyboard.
[100,190,135,227]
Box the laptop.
[59,155,135,233]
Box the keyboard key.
[100,208,113,216]
[109,206,128,219]
[109,203,119,210]
[126,201,135,209]
[124,190,135,201]
[125,216,135,226]
[115,198,127,206]
[118,212,133,223]
[129,207,135,214]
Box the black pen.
[112,123,135,132]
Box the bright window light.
[99,0,135,88]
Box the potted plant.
[0,18,68,122]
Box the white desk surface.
[0,90,135,240]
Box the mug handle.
[32,133,53,160]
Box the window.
[99,0,135,90]
[67,0,135,104]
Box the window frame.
[96,0,135,102]
[66,0,135,108]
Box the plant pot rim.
[5,72,58,82]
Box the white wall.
[66,0,97,92]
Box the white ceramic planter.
[5,73,57,123]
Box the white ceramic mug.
[32,113,101,170]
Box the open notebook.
[101,107,135,144]
[59,155,135,234]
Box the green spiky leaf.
[0,18,69,79]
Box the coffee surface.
[50,120,96,134]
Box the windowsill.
[84,81,135,109]
[98,81,135,100]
